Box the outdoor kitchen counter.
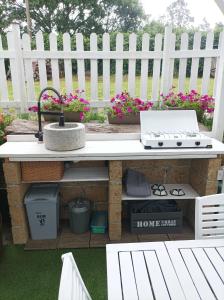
[0,138,224,161]
[1,137,224,245]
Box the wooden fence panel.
[90,33,98,100]
[189,32,201,91]
[140,33,149,100]
[128,33,137,97]
[76,33,85,97]
[178,33,188,92]
[115,33,123,95]
[36,31,47,91]
[22,34,35,102]
[103,33,110,101]
[63,33,73,95]
[0,35,9,102]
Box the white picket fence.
[0,24,224,140]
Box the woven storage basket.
[21,161,64,182]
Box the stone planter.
[44,111,82,122]
[108,113,140,124]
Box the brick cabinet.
[3,157,222,244]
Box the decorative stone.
[44,122,85,151]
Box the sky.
[140,0,224,28]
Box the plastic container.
[68,198,90,234]
[90,211,108,234]
[24,183,60,240]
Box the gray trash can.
[68,199,90,234]
[24,183,60,240]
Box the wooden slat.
[202,220,224,227]
[76,33,85,97]
[36,31,47,90]
[152,33,162,101]
[192,248,224,300]
[180,248,216,300]
[7,31,20,101]
[201,227,224,235]
[216,247,224,260]
[103,33,110,101]
[189,32,201,91]
[140,33,149,100]
[204,248,224,281]
[106,250,122,300]
[63,33,73,95]
[201,32,214,94]
[202,205,224,213]
[90,33,98,100]
[115,33,123,95]
[131,251,154,300]
[178,32,188,92]
[167,33,176,91]
[0,35,9,101]
[201,212,224,220]
[144,250,170,300]
[49,33,60,91]
[119,252,138,300]
[22,34,35,102]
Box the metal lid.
[68,199,90,213]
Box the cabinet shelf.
[122,184,199,201]
[22,167,109,183]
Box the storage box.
[91,211,108,234]
[21,161,64,182]
[24,183,60,240]
[130,201,182,234]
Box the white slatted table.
[106,239,224,300]
[106,242,185,300]
[165,239,224,300]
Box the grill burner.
[140,111,212,150]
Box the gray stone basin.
[43,122,85,151]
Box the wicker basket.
[21,161,64,182]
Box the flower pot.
[43,114,60,122]
[43,111,81,122]
[108,113,140,124]
[64,111,81,122]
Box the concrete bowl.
[43,122,85,151]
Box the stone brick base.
[2,156,222,244]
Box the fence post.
[160,26,173,96]
[9,24,27,112]
[212,31,224,141]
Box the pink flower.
[83,106,90,111]
[80,112,84,121]
[127,107,132,113]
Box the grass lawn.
[6,75,215,101]
[0,245,107,300]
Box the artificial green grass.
[0,245,107,300]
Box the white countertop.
[0,137,224,161]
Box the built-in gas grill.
[140,110,212,149]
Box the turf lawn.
[6,75,215,102]
[0,245,107,300]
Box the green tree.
[0,0,146,34]
[160,0,194,28]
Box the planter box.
[108,113,140,124]
[21,161,64,182]
[130,201,182,234]
[44,112,81,122]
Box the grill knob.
[158,142,163,147]
[177,142,182,146]
[195,141,201,146]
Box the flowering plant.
[161,89,215,122]
[0,112,14,145]
[28,89,90,121]
[107,92,153,118]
